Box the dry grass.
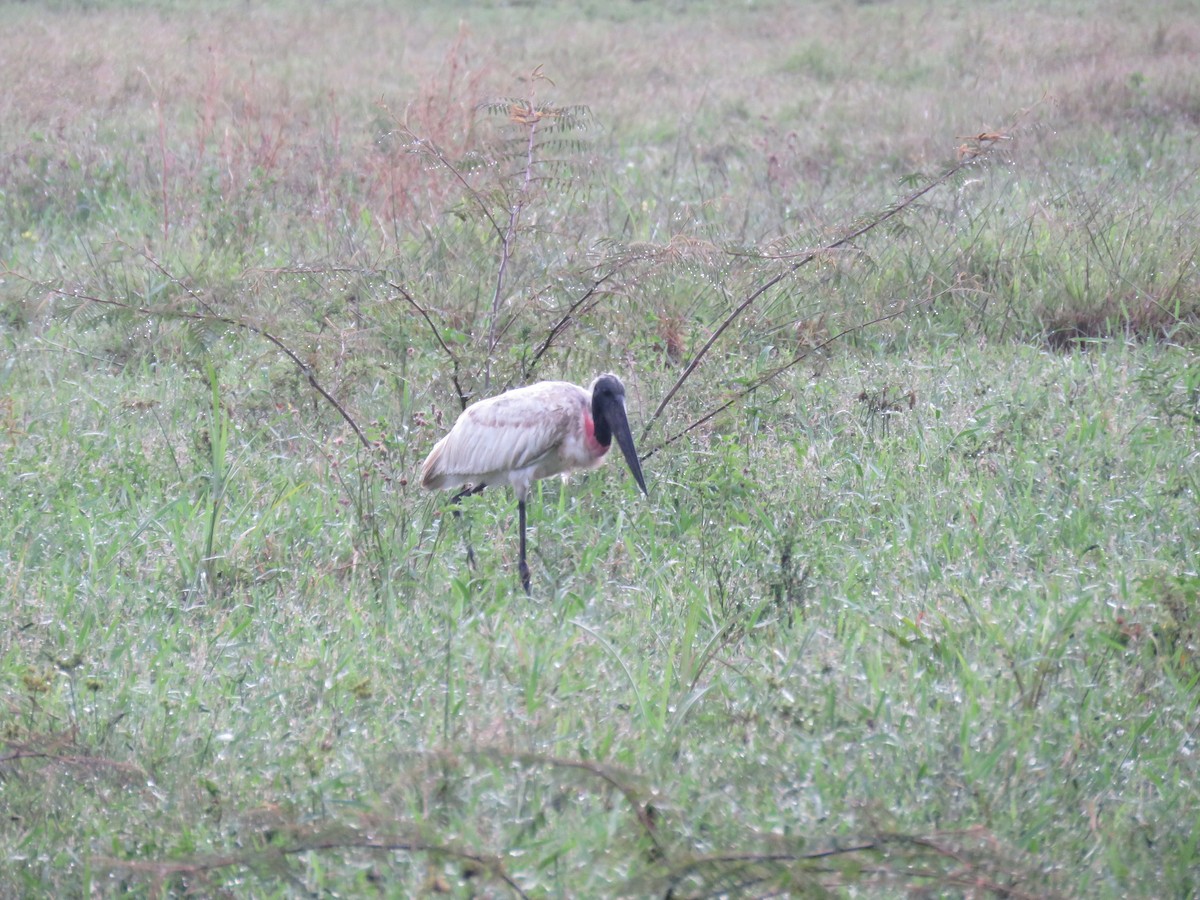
[1043,290,1200,349]
[3,1,1197,246]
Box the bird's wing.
[421,382,583,488]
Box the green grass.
[3,0,1200,896]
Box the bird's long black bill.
[611,408,649,496]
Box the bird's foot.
[519,559,532,595]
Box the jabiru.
[421,373,648,593]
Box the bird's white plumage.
[420,381,609,499]
[421,372,646,593]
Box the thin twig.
[134,251,375,448]
[504,751,663,854]
[397,747,663,854]
[521,272,614,381]
[95,834,530,900]
[386,280,469,410]
[642,145,1001,442]
[0,749,149,780]
[641,298,932,460]
[19,268,372,450]
[654,830,1050,900]
[395,120,504,242]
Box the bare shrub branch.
[8,252,373,449]
[386,279,470,410]
[642,297,935,460]
[96,830,530,900]
[642,122,1026,446]
[520,272,614,383]
[637,827,1055,899]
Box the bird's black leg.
[518,498,531,595]
[450,483,486,569]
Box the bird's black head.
[591,373,648,496]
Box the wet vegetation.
[2,0,1198,895]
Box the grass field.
[2,0,1199,896]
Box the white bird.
[421,373,649,593]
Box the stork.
[421,373,649,593]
